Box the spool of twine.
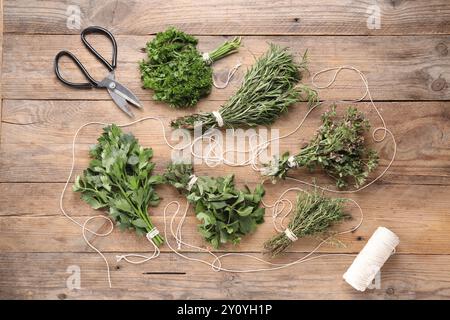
[343,227,399,291]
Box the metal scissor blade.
[112,81,143,109]
[107,88,134,118]
[98,72,142,109]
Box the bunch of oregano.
[262,106,379,189]
[170,44,318,131]
[73,125,164,246]
[140,27,241,108]
[164,163,265,248]
[264,190,349,257]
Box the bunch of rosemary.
[73,125,164,246]
[171,44,318,131]
[264,190,349,257]
[262,106,379,189]
[164,163,265,248]
[140,27,241,108]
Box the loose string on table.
[59,117,188,288]
[202,52,242,89]
[188,65,397,196]
[60,65,397,286]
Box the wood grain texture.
[2,0,450,301]
[2,35,449,101]
[4,0,450,36]
[1,100,449,184]
[0,0,3,142]
[1,252,449,299]
[0,181,449,254]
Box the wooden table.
[0,0,449,300]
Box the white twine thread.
[59,117,188,287]
[161,188,364,273]
[203,51,241,89]
[343,227,399,291]
[189,65,397,196]
[115,228,161,264]
[187,174,198,191]
[60,65,398,286]
[287,156,297,168]
[202,52,213,65]
[212,61,242,89]
[284,228,298,242]
[212,111,224,127]
[147,227,160,239]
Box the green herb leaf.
[73,125,164,246]
[171,44,318,130]
[262,106,379,189]
[140,27,240,108]
[264,190,349,257]
[164,163,265,248]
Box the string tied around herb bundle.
[187,174,198,191]
[160,187,364,273]
[212,111,224,127]
[212,60,242,89]
[60,117,190,288]
[61,65,398,287]
[115,228,161,265]
[187,65,397,196]
[202,52,213,65]
[284,228,298,242]
[287,156,297,168]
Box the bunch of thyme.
[140,27,241,108]
[170,44,318,131]
[264,190,349,257]
[262,106,379,189]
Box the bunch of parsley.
[264,190,349,257]
[262,106,379,189]
[73,125,164,246]
[171,44,318,131]
[140,27,241,108]
[164,163,265,248]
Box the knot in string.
[287,156,297,168]
[146,228,160,240]
[187,174,198,191]
[202,52,213,65]
[212,111,224,127]
[284,228,298,242]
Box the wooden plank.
[1,252,449,299]
[2,35,449,101]
[1,178,449,254]
[0,0,3,142]
[4,0,450,36]
[1,100,449,184]
[3,182,449,221]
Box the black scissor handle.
[81,26,117,71]
[54,50,99,88]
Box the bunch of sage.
[264,190,349,257]
[262,106,379,189]
[164,163,265,248]
[140,27,241,108]
[73,125,164,246]
[170,44,318,131]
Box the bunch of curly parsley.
[140,27,240,108]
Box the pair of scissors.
[54,26,142,117]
